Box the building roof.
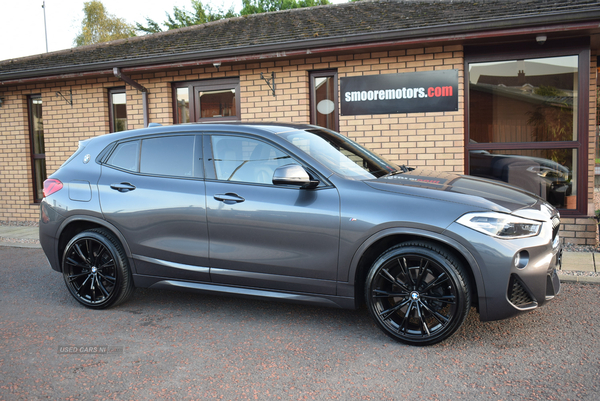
[1,0,600,82]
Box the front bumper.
[446,222,561,322]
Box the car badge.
[83,154,91,164]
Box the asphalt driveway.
[1,247,599,400]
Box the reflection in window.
[199,89,236,118]
[109,88,127,132]
[470,56,577,143]
[29,95,46,202]
[107,141,139,172]
[468,54,580,210]
[310,71,338,131]
[176,87,190,123]
[140,136,195,177]
[211,136,291,183]
[469,149,577,209]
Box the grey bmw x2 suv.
[39,122,562,345]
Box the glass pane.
[211,136,292,183]
[111,92,127,132]
[34,158,47,201]
[469,55,578,143]
[314,76,336,130]
[469,148,577,209]
[31,97,44,154]
[107,141,139,171]
[140,136,195,177]
[199,89,236,118]
[176,87,190,123]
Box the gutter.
[113,68,148,128]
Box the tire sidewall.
[62,229,130,309]
[365,242,471,346]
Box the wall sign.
[340,70,459,115]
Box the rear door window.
[106,135,202,178]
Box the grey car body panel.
[39,122,561,324]
[97,167,210,282]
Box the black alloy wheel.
[365,241,471,346]
[62,228,134,309]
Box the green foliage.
[533,85,566,98]
[137,1,237,34]
[75,1,136,46]
[240,0,330,15]
[136,0,331,34]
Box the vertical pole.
[42,1,48,53]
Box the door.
[205,134,341,295]
[98,134,210,281]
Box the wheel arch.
[350,228,485,312]
[56,216,133,272]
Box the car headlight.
[456,212,542,239]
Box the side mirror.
[272,164,320,189]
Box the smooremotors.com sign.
[340,70,458,115]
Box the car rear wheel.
[365,241,471,346]
[62,228,134,309]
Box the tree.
[240,0,330,15]
[75,1,136,46]
[136,0,331,34]
[137,1,237,34]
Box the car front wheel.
[62,228,134,309]
[365,241,471,346]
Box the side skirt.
[132,274,356,309]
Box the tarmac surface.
[1,245,599,400]
[1,223,597,284]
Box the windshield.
[279,128,399,180]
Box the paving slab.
[561,252,597,272]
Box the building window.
[466,43,589,213]
[109,87,127,132]
[173,78,240,123]
[28,95,46,203]
[310,70,338,132]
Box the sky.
[0,0,346,62]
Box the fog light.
[514,251,529,269]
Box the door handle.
[214,193,245,204]
[110,182,136,192]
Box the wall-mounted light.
[536,35,547,45]
[213,62,221,71]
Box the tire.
[365,241,471,346]
[62,228,134,309]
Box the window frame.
[28,94,46,203]
[108,87,127,133]
[173,78,241,123]
[464,40,590,214]
[310,70,339,132]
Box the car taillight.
[43,179,63,197]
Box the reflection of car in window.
[469,150,571,208]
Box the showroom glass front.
[467,45,588,212]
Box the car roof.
[83,121,319,149]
